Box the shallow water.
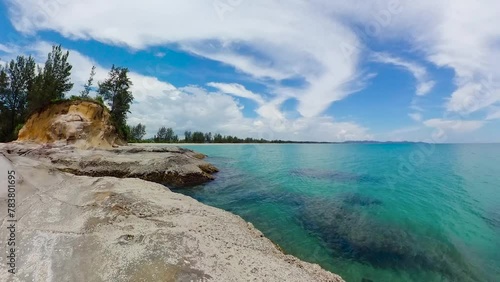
[175,144,500,282]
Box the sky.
[0,0,499,143]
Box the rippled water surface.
[175,144,500,282]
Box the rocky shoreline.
[1,142,219,188]
[0,143,344,282]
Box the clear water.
[175,144,500,282]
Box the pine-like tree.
[98,65,133,140]
[0,56,36,141]
[28,45,73,112]
[80,66,96,98]
[129,123,146,142]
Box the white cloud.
[207,82,265,105]
[372,52,435,96]
[486,108,500,121]
[408,113,423,122]
[129,79,371,141]
[366,1,500,116]
[423,119,485,133]
[26,41,182,103]
[129,86,250,138]
[6,0,364,118]
[0,39,372,141]
[5,41,369,142]
[0,43,18,54]
[186,48,293,81]
[416,81,436,97]
[305,0,500,120]
[445,80,499,114]
[5,0,500,141]
[381,126,430,142]
[130,84,372,141]
[154,52,166,58]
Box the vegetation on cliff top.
[0,45,133,142]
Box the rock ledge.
[1,142,218,187]
[0,143,344,282]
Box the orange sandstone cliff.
[17,100,126,149]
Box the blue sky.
[1,0,499,142]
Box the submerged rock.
[299,197,479,281]
[0,147,344,282]
[291,168,380,184]
[341,193,383,207]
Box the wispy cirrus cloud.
[486,107,500,121]
[1,41,371,141]
[6,0,365,119]
[362,1,500,117]
[0,43,18,53]
[423,119,485,133]
[154,52,166,58]
[408,113,423,122]
[207,82,265,105]
[372,52,435,96]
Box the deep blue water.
[175,144,500,282]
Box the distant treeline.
[128,124,427,144]
[128,124,308,144]
[128,124,399,144]
[129,124,277,143]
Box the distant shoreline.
[131,141,431,146]
[129,141,500,146]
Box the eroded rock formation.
[18,100,126,149]
[0,142,218,188]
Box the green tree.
[204,132,212,143]
[28,45,73,112]
[165,128,175,142]
[192,131,205,143]
[213,133,223,143]
[172,134,179,143]
[80,66,96,98]
[155,126,167,143]
[184,131,192,143]
[98,65,133,140]
[0,56,36,141]
[155,127,177,143]
[129,123,146,142]
[0,72,8,141]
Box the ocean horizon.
[176,143,500,282]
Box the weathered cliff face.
[17,100,126,149]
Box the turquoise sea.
[176,144,500,282]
